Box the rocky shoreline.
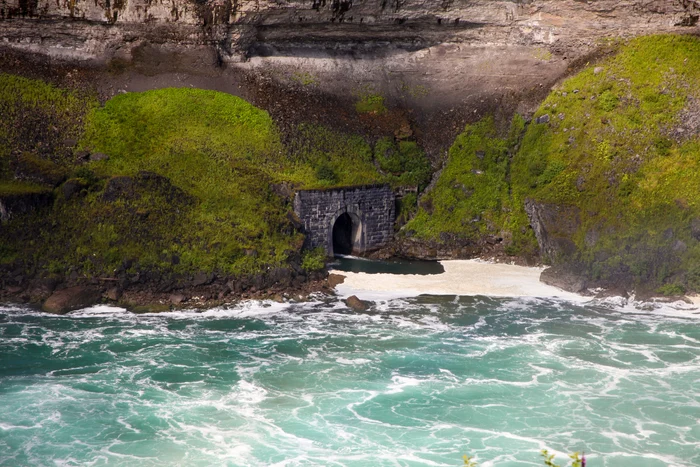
[2,255,695,314]
[0,265,332,314]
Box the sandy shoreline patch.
[334,259,586,301]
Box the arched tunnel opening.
[332,212,355,256]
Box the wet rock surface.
[42,286,103,314]
[345,295,369,312]
[540,265,588,295]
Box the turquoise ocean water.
[1,294,699,466]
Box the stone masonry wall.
[293,184,395,256]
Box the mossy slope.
[1,82,431,279]
[406,34,700,293]
[405,117,519,245]
[512,34,700,292]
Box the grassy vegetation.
[0,73,97,163]
[374,137,432,189]
[301,247,327,272]
[404,116,527,249]
[283,123,383,188]
[354,86,387,114]
[404,35,700,291]
[0,81,431,279]
[1,88,302,276]
[0,180,51,196]
[510,34,700,290]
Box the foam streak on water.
[0,297,699,467]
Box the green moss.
[399,82,430,99]
[283,123,381,188]
[511,34,700,290]
[404,117,514,244]
[354,87,387,114]
[0,73,97,163]
[374,138,432,189]
[315,162,339,184]
[532,47,553,61]
[72,88,305,275]
[396,192,418,225]
[283,123,430,190]
[0,180,50,196]
[290,72,318,87]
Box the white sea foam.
[67,305,129,317]
[335,358,372,365]
[2,269,700,467]
[331,260,700,321]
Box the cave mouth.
[332,212,354,256]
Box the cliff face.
[0,1,694,78]
[2,1,695,158]
[0,1,694,60]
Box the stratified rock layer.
[1,1,696,104]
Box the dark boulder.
[269,267,292,286]
[102,176,136,202]
[61,178,88,201]
[27,278,59,302]
[691,218,700,241]
[42,286,102,314]
[104,286,122,301]
[169,293,187,305]
[192,272,214,287]
[0,190,53,223]
[540,265,588,294]
[6,285,24,294]
[345,295,369,312]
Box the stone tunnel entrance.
[293,185,395,257]
[332,212,362,256]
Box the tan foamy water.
[334,259,585,301]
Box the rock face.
[540,265,587,294]
[524,199,580,263]
[42,286,103,314]
[0,0,693,63]
[345,295,368,312]
[1,1,695,126]
[327,273,345,288]
[0,191,53,223]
